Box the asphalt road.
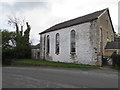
[2,67,118,88]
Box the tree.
[114,33,120,41]
[2,30,16,65]
[2,16,31,65]
[14,22,31,59]
[2,30,16,50]
[7,16,31,59]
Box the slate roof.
[105,41,120,49]
[40,8,108,34]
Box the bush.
[2,47,31,65]
[15,46,31,59]
[2,49,15,65]
[111,53,120,68]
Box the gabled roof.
[105,41,120,49]
[40,8,108,34]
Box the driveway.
[2,67,118,88]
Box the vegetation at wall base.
[2,17,31,65]
[111,52,120,69]
[12,59,100,69]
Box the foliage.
[2,30,16,65]
[14,22,31,59]
[2,30,16,50]
[2,17,31,65]
[114,33,120,41]
[111,52,120,69]
[2,49,15,65]
[0,30,2,45]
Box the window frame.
[70,30,76,53]
[46,35,50,54]
[55,33,60,55]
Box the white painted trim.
[98,9,107,19]
[105,49,118,51]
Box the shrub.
[111,52,120,68]
[2,49,15,65]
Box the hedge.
[111,53,120,68]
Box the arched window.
[56,33,60,55]
[47,35,50,54]
[70,30,76,53]
[43,35,46,59]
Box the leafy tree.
[2,16,31,65]
[2,30,16,65]
[8,16,31,59]
[2,30,16,50]
[114,33,120,41]
[14,22,31,58]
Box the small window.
[37,52,40,58]
[55,33,60,55]
[100,28,102,42]
[70,30,76,53]
[43,35,46,59]
[47,35,50,54]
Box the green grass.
[13,59,100,69]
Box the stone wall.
[40,22,98,65]
[31,49,40,59]
[39,10,114,66]
[96,10,115,65]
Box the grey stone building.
[39,8,115,66]
[31,43,40,59]
[105,41,120,55]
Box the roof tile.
[40,8,107,34]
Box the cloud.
[1,2,49,14]
[0,0,119,45]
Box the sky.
[0,0,119,45]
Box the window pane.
[56,33,60,54]
[47,35,49,54]
[71,30,76,53]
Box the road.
[2,67,118,88]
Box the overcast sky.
[0,0,119,45]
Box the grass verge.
[13,59,100,69]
